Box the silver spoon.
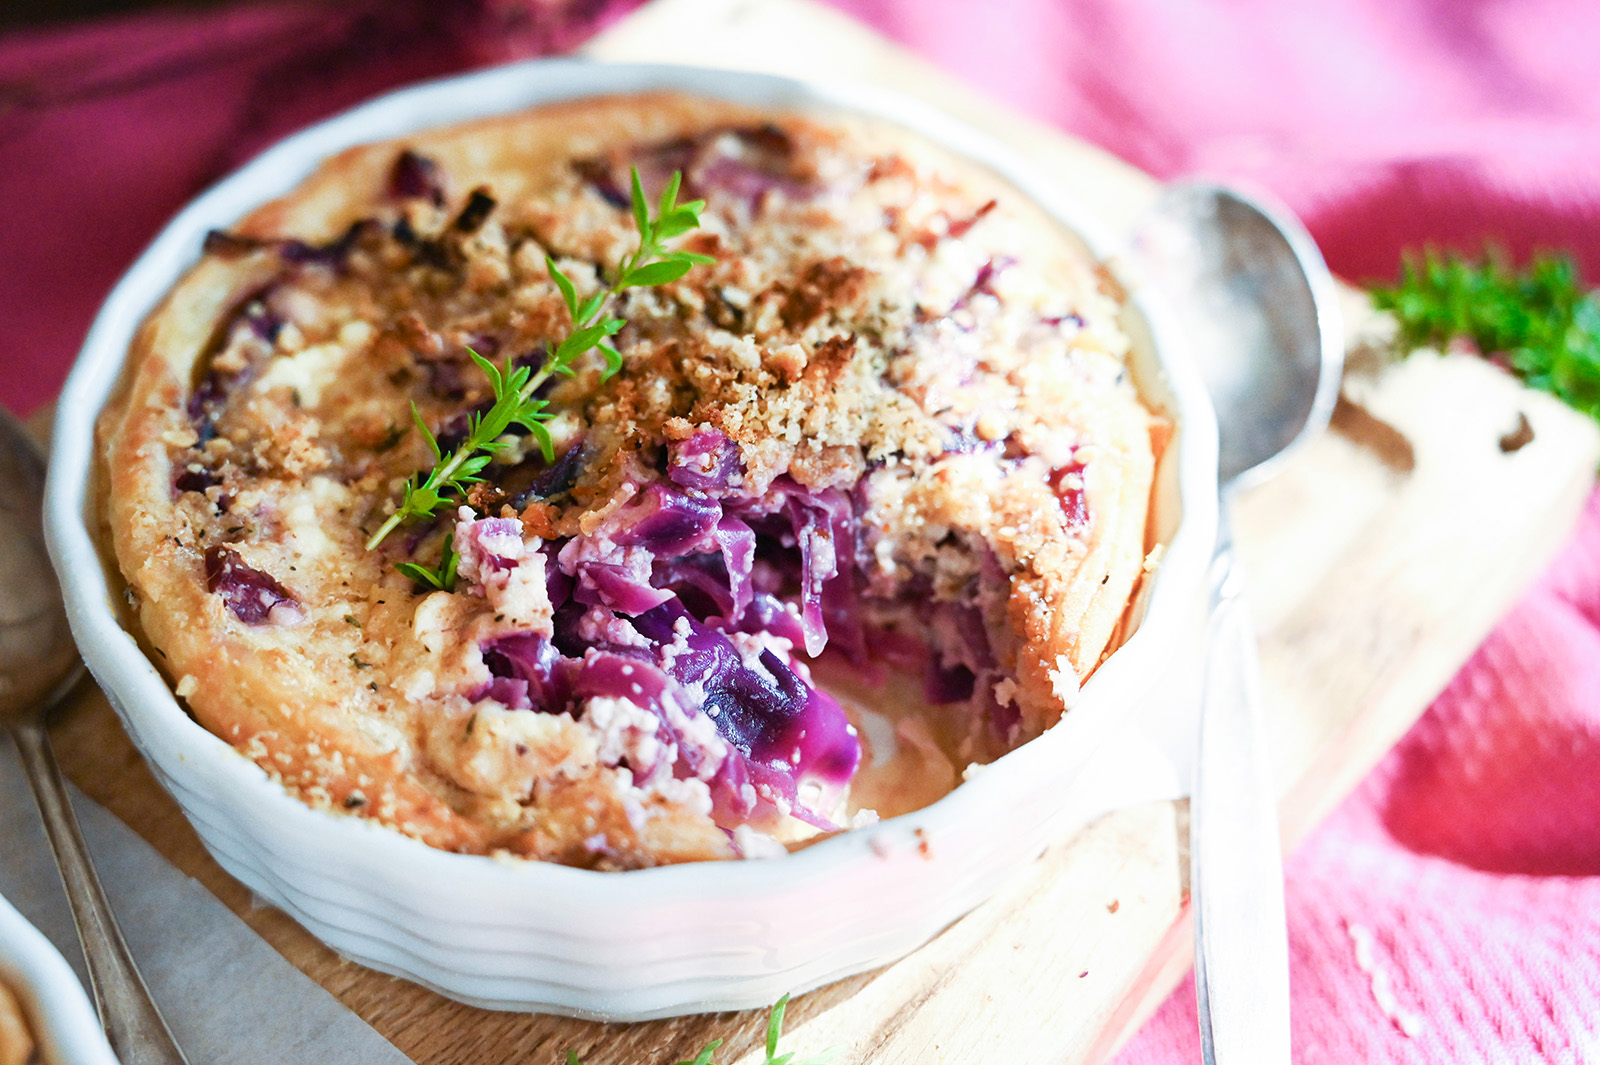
[1132,182,1343,1064]
[0,406,192,1064]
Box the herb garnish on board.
[564,994,839,1065]
[366,168,714,553]
[1371,248,1600,430]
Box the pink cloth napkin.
[3,1,1596,1059]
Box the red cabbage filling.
[464,433,869,828]
[204,546,301,625]
[459,428,1046,830]
[574,125,819,215]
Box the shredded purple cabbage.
[944,425,1003,455]
[483,633,570,712]
[1050,459,1090,533]
[202,220,375,272]
[630,603,859,820]
[731,591,808,650]
[951,255,1018,318]
[923,604,993,704]
[453,513,523,583]
[204,547,300,625]
[449,415,1018,829]
[278,219,377,271]
[612,482,722,555]
[714,517,756,619]
[691,125,813,207]
[464,470,870,826]
[773,485,855,658]
[571,158,631,209]
[173,465,220,496]
[667,430,743,491]
[574,561,675,615]
[1041,311,1086,329]
[388,149,446,206]
[186,285,283,439]
[926,662,976,703]
[574,126,817,217]
[651,553,739,618]
[498,439,588,510]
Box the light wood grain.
[40,0,1600,1062]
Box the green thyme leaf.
[576,290,608,326]
[547,255,580,318]
[631,167,651,241]
[621,258,696,289]
[562,994,838,1065]
[653,202,707,239]
[555,318,626,365]
[765,994,789,1061]
[657,170,683,219]
[522,418,555,464]
[410,403,441,462]
[396,532,457,592]
[755,993,838,1065]
[674,1039,722,1065]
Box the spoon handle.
[9,707,192,1065]
[1192,512,1291,1064]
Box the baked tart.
[101,93,1159,868]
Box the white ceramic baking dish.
[44,59,1217,1020]
[0,892,118,1065]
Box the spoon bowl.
[1135,183,1343,489]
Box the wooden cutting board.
[40,0,1600,1062]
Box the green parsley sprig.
[365,168,714,552]
[563,994,838,1065]
[1371,247,1600,429]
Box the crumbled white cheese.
[581,696,664,771]
[254,342,348,406]
[650,775,714,818]
[283,481,341,563]
[337,320,374,349]
[1048,654,1081,711]
[733,824,789,859]
[399,668,437,703]
[410,592,455,655]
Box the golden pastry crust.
[101,93,1156,867]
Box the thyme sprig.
[1371,247,1600,430]
[755,994,839,1065]
[563,994,838,1065]
[395,530,458,592]
[365,168,713,551]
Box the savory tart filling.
[101,94,1159,867]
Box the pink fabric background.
[3,0,1597,1059]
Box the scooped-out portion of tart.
[100,93,1161,868]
